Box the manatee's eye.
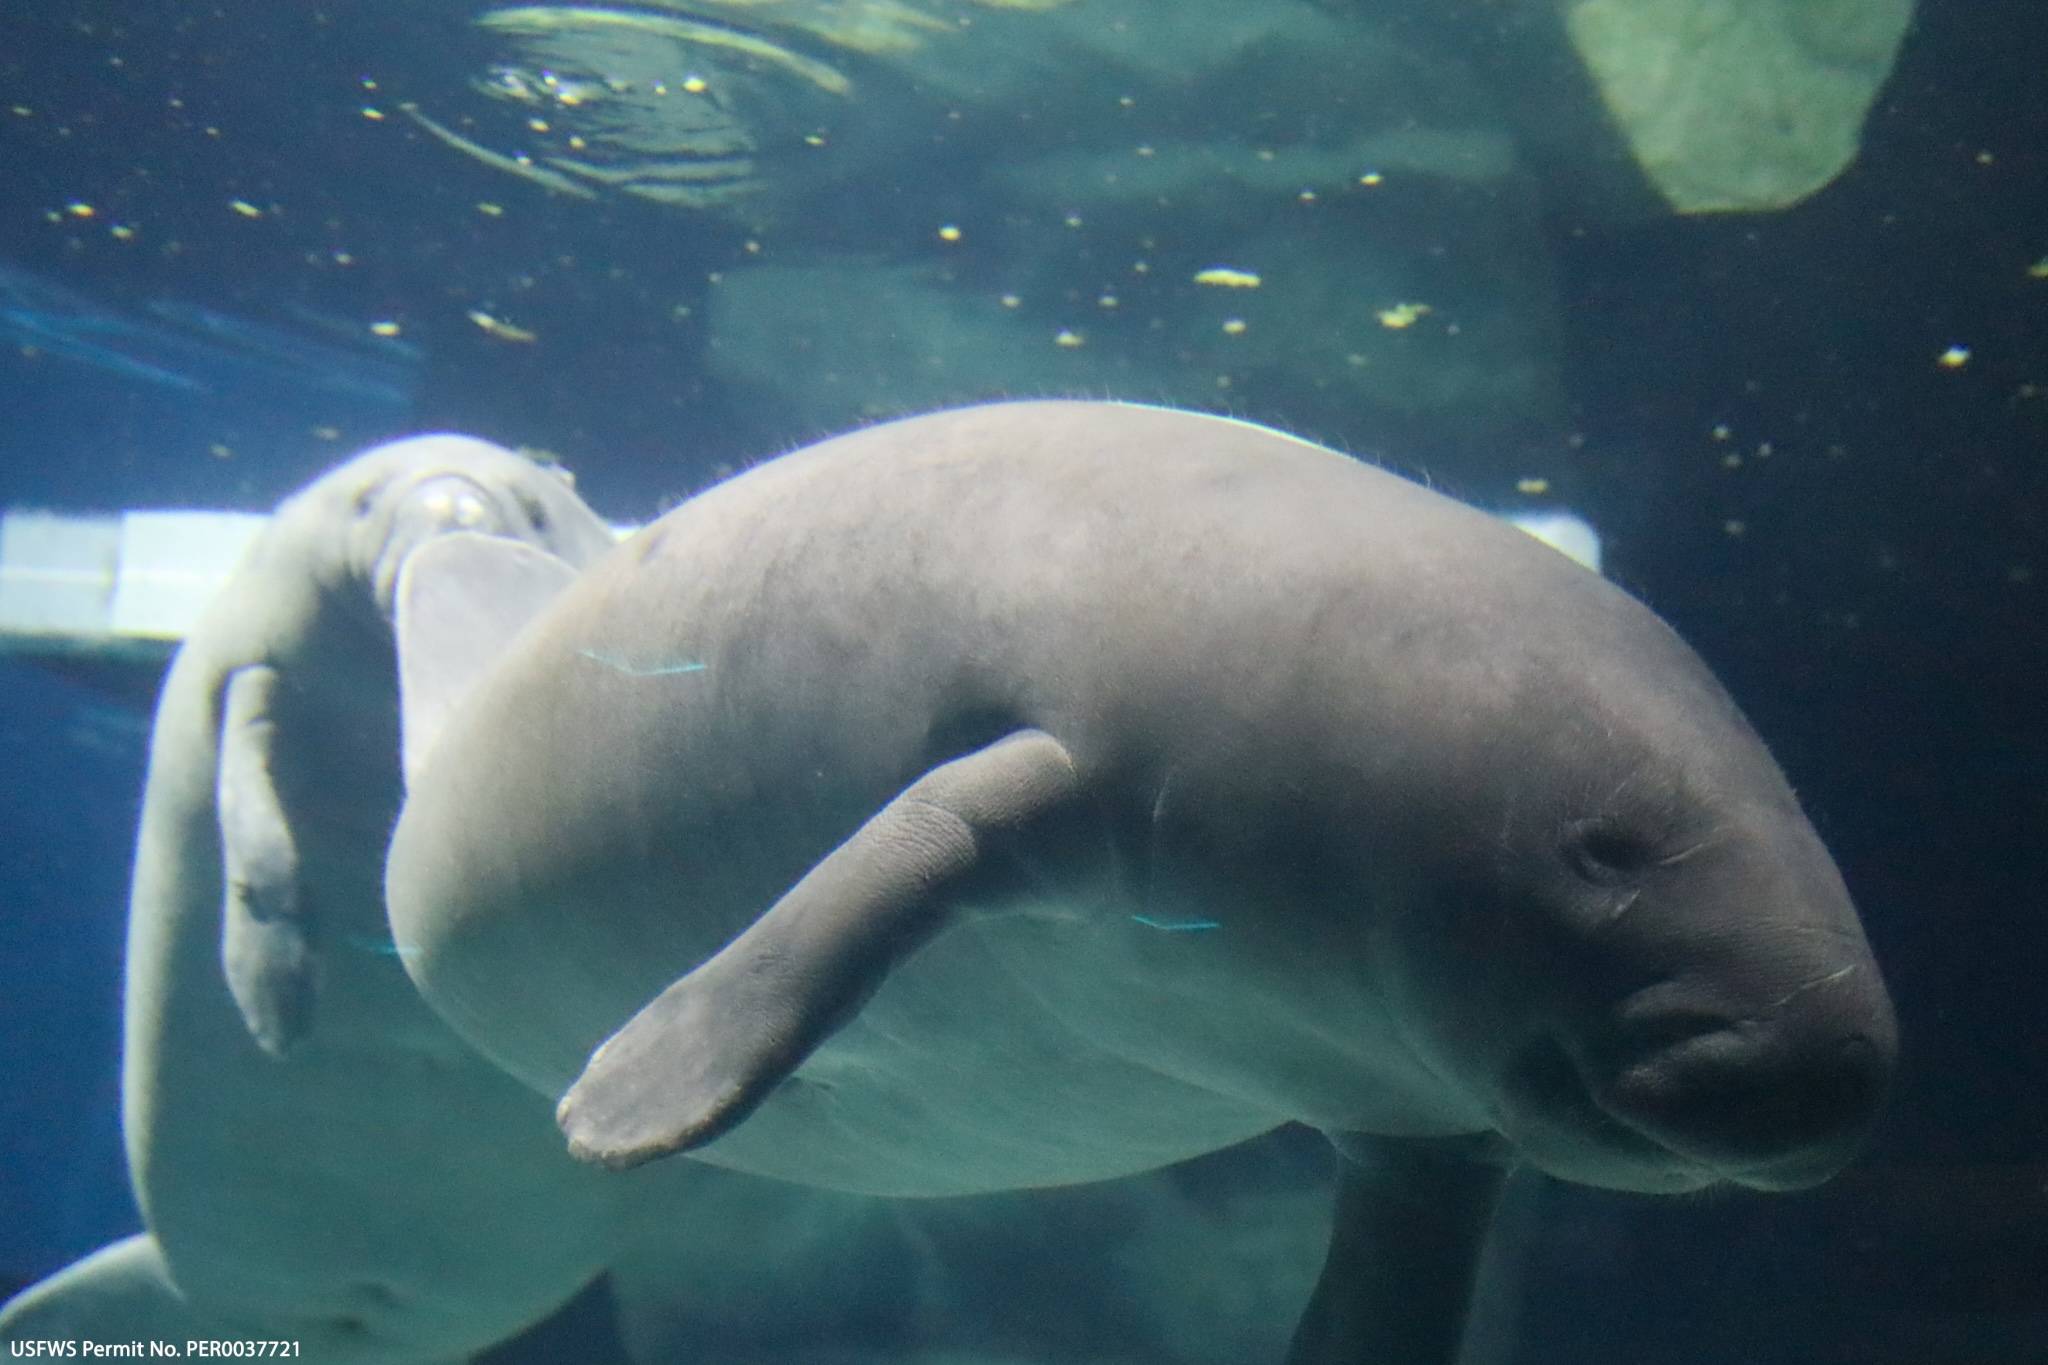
[352,478,389,518]
[518,492,550,533]
[1563,817,1657,886]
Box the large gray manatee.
[1,437,623,1363]
[386,400,1898,1364]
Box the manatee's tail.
[0,1234,191,1345]
[1,1234,470,1365]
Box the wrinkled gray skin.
[1,437,623,1363]
[387,401,1898,1364]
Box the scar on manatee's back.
[576,646,708,678]
[343,933,420,958]
[1131,915,1223,933]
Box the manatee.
[2,437,624,1362]
[385,400,1897,1363]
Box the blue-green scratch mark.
[1130,915,1222,933]
[577,646,707,677]
[344,933,419,958]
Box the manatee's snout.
[1592,961,1898,1190]
[393,472,508,540]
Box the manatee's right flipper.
[393,530,584,789]
[0,1234,190,1344]
[1286,1133,1510,1365]
[558,729,1085,1170]
[217,663,313,1056]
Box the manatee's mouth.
[1496,1035,1721,1194]
[1503,1016,1886,1194]
[1590,1023,1888,1192]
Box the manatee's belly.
[687,908,1288,1195]
[406,777,1475,1196]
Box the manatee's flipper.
[559,729,1085,1170]
[394,530,584,789]
[0,1234,189,1344]
[217,663,311,1055]
[1286,1133,1509,1365]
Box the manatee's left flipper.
[216,663,312,1055]
[559,728,1084,1170]
[1286,1132,1510,1365]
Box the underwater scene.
[1,0,2042,1362]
